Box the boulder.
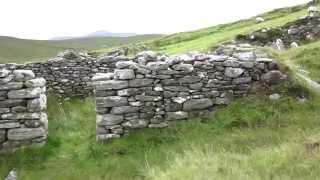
[261,70,286,85]
[183,98,213,111]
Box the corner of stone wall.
[0,69,47,153]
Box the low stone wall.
[0,51,128,96]
[0,69,47,152]
[92,46,284,140]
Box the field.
[1,2,320,180]
[0,34,161,64]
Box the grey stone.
[96,96,128,107]
[234,52,256,61]
[179,76,202,84]
[115,61,138,69]
[117,88,142,97]
[122,120,148,129]
[8,87,42,99]
[232,77,252,84]
[11,106,27,113]
[183,98,213,111]
[0,130,5,143]
[172,64,194,72]
[5,170,17,180]
[225,68,244,78]
[97,134,121,141]
[0,99,25,108]
[0,122,20,129]
[0,82,23,90]
[97,114,124,126]
[148,122,168,128]
[111,106,139,114]
[27,94,47,112]
[0,108,10,114]
[114,69,135,80]
[93,80,128,90]
[0,69,10,78]
[261,70,286,85]
[25,78,46,88]
[163,86,189,92]
[92,73,114,81]
[223,60,241,67]
[269,93,281,100]
[7,127,46,140]
[166,111,188,121]
[1,113,41,120]
[13,70,35,81]
[57,50,79,59]
[135,95,162,102]
[129,79,154,87]
[146,61,169,70]
[0,75,14,85]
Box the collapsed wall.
[93,44,285,140]
[0,69,47,152]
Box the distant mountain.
[50,30,137,40]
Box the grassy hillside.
[0,34,161,64]
[2,2,320,180]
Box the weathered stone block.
[0,82,23,90]
[96,96,128,107]
[114,69,135,80]
[1,113,41,120]
[27,94,47,112]
[183,98,213,111]
[225,67,244,78]
[166,111,188,121]
[7,87,42,99]
[97,114,124,126]
[129,79,154,87]
[0,99,25,108]
[13,70,35,81]
[25,78,46,88]
[7,128,46,141]
[93,80,128,90]
[111,106,139,114]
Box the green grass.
[1,83,320,179]
[0,35,161,64]
[277,41,320,83]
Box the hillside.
[2,2,320,180]
[0,34,162,64]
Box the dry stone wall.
[92,44,284,141]
[0,69,47,152]
[0,51,129,96]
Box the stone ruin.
[0,42,286,150]
[92,44,285,140]
[0,69,47,153]
[236,16,320,50]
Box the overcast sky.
[0,0,309,40]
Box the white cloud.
[0,0,309,40]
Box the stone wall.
[92,44,284,140]
[0,69,47,152]
[0,51,128,96]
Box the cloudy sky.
[0,0,309,40]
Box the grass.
[0,34,161,64]
[1,2,320,180]
[276,41,320,83]
[1,80,320,179]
